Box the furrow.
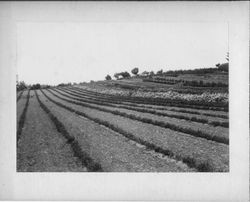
[35,90,103,172]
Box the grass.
[57,87,229,128]
[35,90,103,172]
[41,89,217,172]
[17,90,30,145]
[49,89,229,145]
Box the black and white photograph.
[0,1,249,201]
[16,22,229,172]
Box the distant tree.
[216,63,220,67]
[141,71,149,77]
[17,81,27,91]
[121,71,131,78]
[105,74,112,80]
[114,73,119,80]
[156,69,163,75]
[131,67,139,76]
[30,83,41,90]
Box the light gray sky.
[17,22,228,85]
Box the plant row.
[143,77,228,88]
[57,88,229,128]
[41,89,217,172]
[48,89,229,145]
[17,90,30,145]
[35,90,102,172]
[74,86,228,112]
[69,86,229,118]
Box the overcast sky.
[17,22,228,85]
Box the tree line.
[105,63,229,81]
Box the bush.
[131,67,139,76]
[16,81,27,91]
[105,75,112,80]
[30,83,41,90]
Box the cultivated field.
[16,75,229,172]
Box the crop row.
[17,90,30,145]
[57,87,229,128]
[48,88,228,145]
[17,91,24,102]
[34,90,102,172]
[64,87,229,123]
[143,77,228,87]
[68,86,229,119]
[41,89,218,171]
[73,86,228,112]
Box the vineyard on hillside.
[17,78,229,172]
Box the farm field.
[17,77,229,172]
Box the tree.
[156,69,163,75]
[30,83,41,90]
[114,73,119,80]
[121,71,131,78]
[17,81,27,91]
[105,74,112,80]
[131,67,139,76]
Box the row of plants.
[143,77,228,88]
[76,86,228,111]
[17,90,30,145]
[58,87,229,128]
[48,89,229,145]
[41,89,217,172]
[35,90,102,172]
[70,87,229,119]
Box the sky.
[17,22,228,85]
